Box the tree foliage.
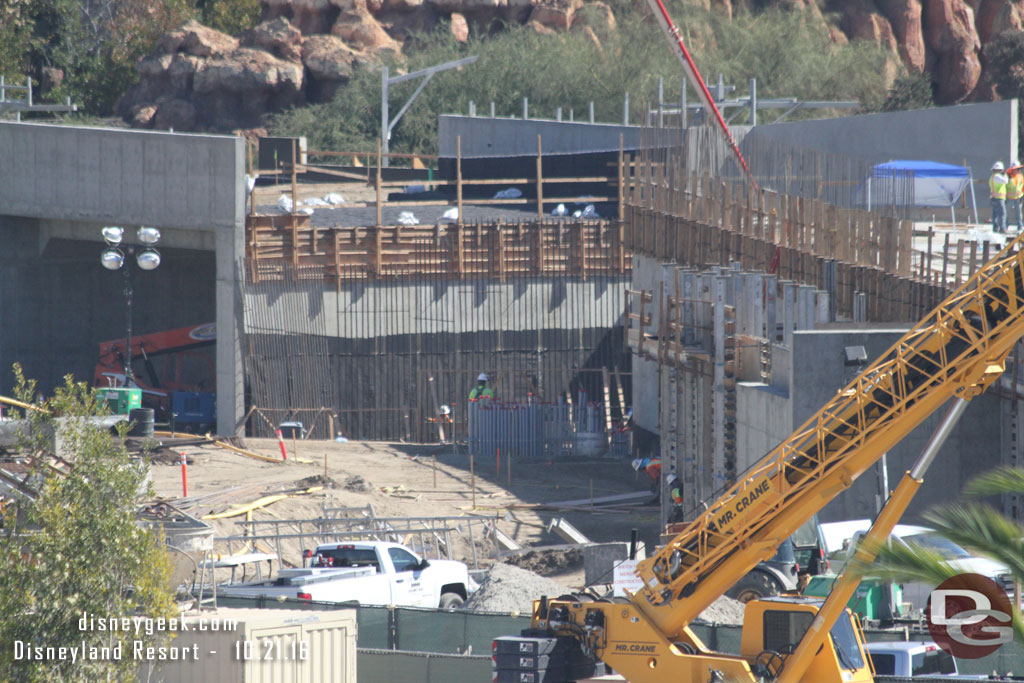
[986,30,1024,101]
[199,0,261,36]
[0,0,35,80]
[0,364,175,682]
[880,71,934,112]
[270,4,891,155]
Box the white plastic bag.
[304,197,328,207]
[298,206,315,215]
[442,207,459,221]
[572,210,583,218]
[581,204,599,218]
[398,211,419,225]
[494,188,523,199]
[551,203,567,216]
[323,193,345,205]
[276,194,293,213]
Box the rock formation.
[119,0,1024,132]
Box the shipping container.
[141,608,356,683]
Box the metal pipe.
[910,398,968,479]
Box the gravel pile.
[465,563,572,614]
[697,595,746,625]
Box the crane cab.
[740,596,874,683]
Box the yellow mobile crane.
[495,240,1024,683]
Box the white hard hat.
[667,473,679,486]
[631,458,642,471]
[477,372,488,382]
[1013,160,1021,167]
[993,161,1005,171]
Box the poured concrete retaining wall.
[741,100,1018,187]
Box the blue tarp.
[865,159,973,210]
[872,160,969,179]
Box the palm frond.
[963,466,1024,498]
[921,504,1024,583]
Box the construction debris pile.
[464,563,572,613]
[696,596,745,626]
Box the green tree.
[880,71,934,112]
[850,466,1024,643]
[985,30,1024,101]
[0,0,34,81]
[199,0,261,36]
[0,365,175,682]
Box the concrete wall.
[741,100,1018,186]
[439,116,648,158]
[244,276,626,338]
[735,382,791,474]
[0,122,245,434]
[0,122,240,230]
[734,328,1004,524]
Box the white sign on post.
[613,559,643,598]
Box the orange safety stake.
[180,452,188,498]
[275,429,288,460]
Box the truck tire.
[726,571,780,604]
[439,592,465,610]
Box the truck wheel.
[727,572,780,604]
[439,592,464,610]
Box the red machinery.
[93,322,216,423]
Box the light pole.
[100,226,162,387]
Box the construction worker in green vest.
[667,473,684,522]
[1008,159,1024,233]
[990,161,1008,234]
[469,372,495,400]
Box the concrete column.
[682,271,695,346]
[764,275,777,343]
[782,282,796,347]
[216,138,246,435]
[796,285,816,330]
[712,276,726,487]
[814,290,830,324]
[853,292,867,323]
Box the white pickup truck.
[218,541,474,609]
[865,642,986,679]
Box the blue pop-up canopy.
[864,160,977,225]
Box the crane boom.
[643,0,755,185]
[631,239,1024,639]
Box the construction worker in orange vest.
[990,161,1009,234]
[1008,159,1024,233]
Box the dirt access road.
[149,437,658,587]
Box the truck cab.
[740,596,874,683]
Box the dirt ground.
[147,437,658,589]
